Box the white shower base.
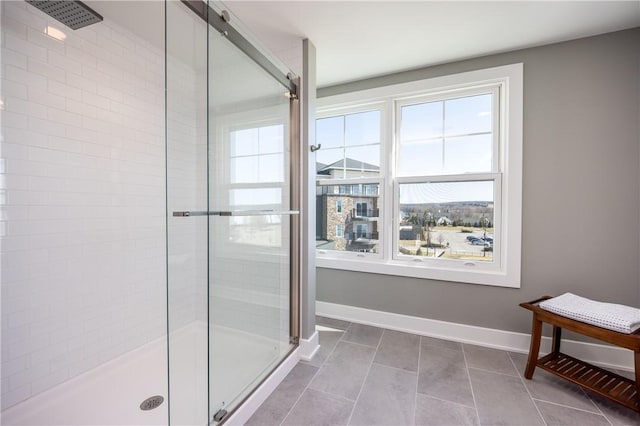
[1,322,287,426]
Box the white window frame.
[316,64,523,288]
[336,224,343,237]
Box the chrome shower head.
[25,1,103,30]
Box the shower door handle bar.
[172,210,299,217]
[214,210,300,217]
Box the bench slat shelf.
[520,295,640,413]
[537,352,638,411]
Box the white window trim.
[316,64,523,288]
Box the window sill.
[316,255,520,288]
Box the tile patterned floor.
[246,317,640,426]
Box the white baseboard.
[299,331,320,361]
[225,347,300,426]
[316,301,635,372]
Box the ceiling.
[223,1,640,87]
[88,1,640,88]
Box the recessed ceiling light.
[45,25,67,41]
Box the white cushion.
[539,293,640,334]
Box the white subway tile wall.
[166,33,208,331]
[1,0,294,414]
[0,1,200,410]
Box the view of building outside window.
[316,109,382,253]
[316,183,380,252]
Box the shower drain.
[139,395,164,411]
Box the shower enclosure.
[166,1,299,424]
[0,0,299,424]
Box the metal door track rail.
[180,0,297,96]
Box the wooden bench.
[520,295,640,412]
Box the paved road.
[424,228,493,260]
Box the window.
[355,224,368,238]
[315,64,523,287]
[356,202,368,217]
[230,125,284,184]
[316,106,383,256]
[226,123,287,248]
[336,224,343,237]
[395,88,498,264]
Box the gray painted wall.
[301,39,318,340]
[316,28,640,335]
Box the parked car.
[472,239,491,246]
[466,236,480,242]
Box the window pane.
[258,125,284,154]
[397,140,443,176]
[316,148,344,177]
[316,116,344,149]
[231,154,283,183]
[230,128,257,156]
[398,181,494,262]
[228,188,283,247]
[445,94,492,136]
[345,110,381,146]
[258,153,284,182]
[316,183,380,253]
[230,187,281,208]
[344,146,380,177]
[443,134,492,174]
[398,93,493,177]
[400,101,443,141]
[230,156,258,183]
[316,109,382,179]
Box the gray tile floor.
[247,317,640,426]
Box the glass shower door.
[206,9,295,422]
[166,2,209,425]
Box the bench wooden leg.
[552,326,562,354]
[525,315,543,379]
[635,350,640,412]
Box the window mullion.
[385,99,396,263]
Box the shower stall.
[0,1,300,424]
